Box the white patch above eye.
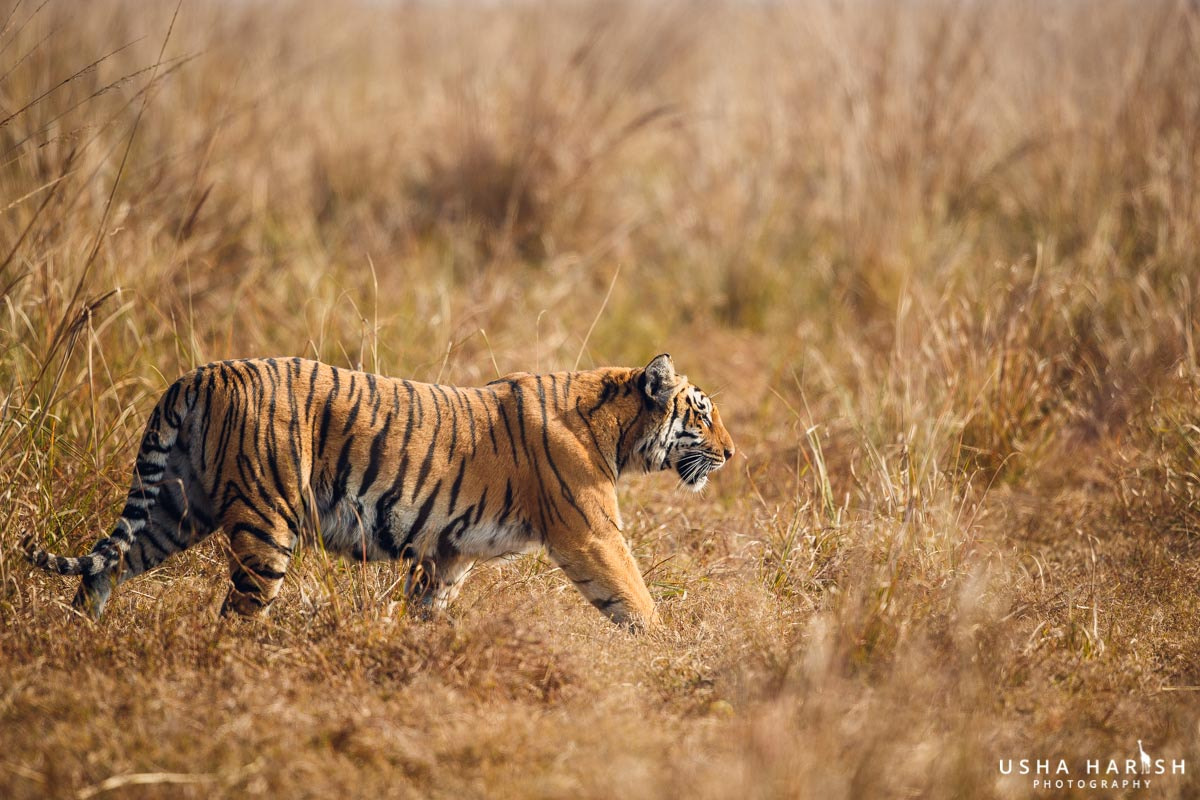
[685,387,712,419]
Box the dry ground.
[2,1,1199,797]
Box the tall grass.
[2,0,1199,797]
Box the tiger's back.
[27,355,734,627]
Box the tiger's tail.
[24,376,194,580]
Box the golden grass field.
[2,0,1199,796]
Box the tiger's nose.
[722,446,734,461]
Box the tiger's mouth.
[675,450,725,492]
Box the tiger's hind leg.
[72,454,217,620]
[72,571,115,620]
[220,509,295,617]
[404,557,475,616]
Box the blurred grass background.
[1,0,1199,797]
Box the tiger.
[25,353,734,629]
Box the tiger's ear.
[642,353,678,407]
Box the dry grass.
[2,0,1199,797]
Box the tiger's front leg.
[548,525,659,631]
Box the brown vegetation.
[2,0,1199,797]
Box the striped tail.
[24,376,192,578]
[25,536,111,575]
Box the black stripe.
[317,367,340,459]
[511,381,529,454]
[537,379,586,523]
[198,368,217,469]
[329,436,356,508]
[616,412,644,472]
[359,411,395,498]
[285,358,303,477]
[341,374,364,435]
[218,484,270,528]
[375,382,418,553]
[478,389,499,455]
[400,479,442,560]
[459,390,477,455]
[259,361,300,528]
[183,371,202,413]
[496,479,515,528]
[585,376,621,417]
[440,386,459,459]
[236,562,286,582]
[366,373,382,428]
[161,381,183,427]
[122,504,150,522]
[232,570,267,594]
[446,457,467,514]
[304,359,320,418]
[228,522,293,555]
[207,365,241,493]
[473,486,488,525]
[575,400,616,483]
[496,402,519,464]
[135,464,165,483]
[412,387,442,500]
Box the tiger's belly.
[313,497,537,563]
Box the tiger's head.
[634,354,735,491]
